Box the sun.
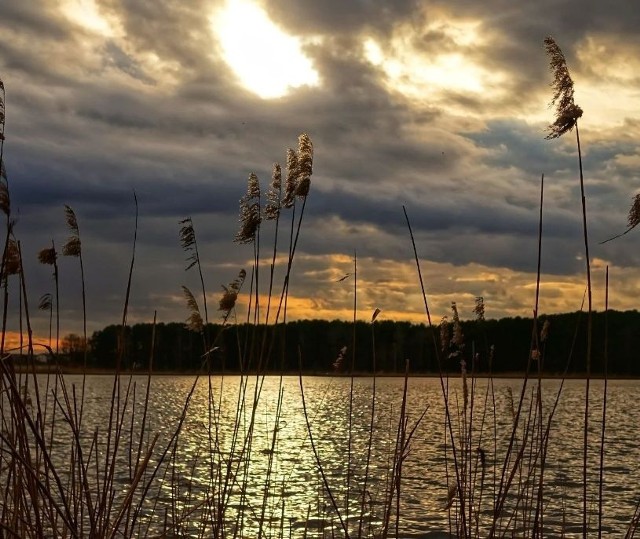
[210,0,319,99]
[60,0,114,36]
[362,18,507,113]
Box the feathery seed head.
[39,293,53,311]
[179,218,195,249]
[627,194,640,230]
[182,285,203,333]
[247,172,260,198]
[265,163,282,220]
[473,296,485,321]
[218,287,237,313]
[451,302,464,348]
[332,345,348,371]
[64,205,79,234]
[235,174,262,244]
[294,134,313,200]
[62,236,81,257]
[294,177,310,198]
[219,269,246,314]
[544,36,583,139]
[541,319,550,343]
[296,133,313,185]
[3,239,20,280]
[601,193,640,243]
[179,217,199,271]
[439,316,450,353]
[282,148,298,208]
[38,246,57,265]
[62,205,81,257]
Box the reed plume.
[38,241,60,353]
[179,216,210,343]
[451,302,464,351]
[61,204,89,427]
[545,35,592,537]
[264,164,282,221]
[235,173,262,244]
[332,345,348,371]
[439,316,450,353]
[38,292,52,311]
[62,205,81,257]
[601,193,640,243]
[474,296,485,322]
[294,133,313,198]
[179,218,199,271]
[540,319,550,343]
[182,285,203,334]
[282,149,298,208]
[296,133,313,181]
[38,293,53,347]
[218,269,247,314]
[2,237,20,281]
[628,194,640,230]
[544,36,583,140]
[38,246,56,266]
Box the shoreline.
[9,366,638,380]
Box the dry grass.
[1,34,639,537]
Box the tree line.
[75,309,640,375]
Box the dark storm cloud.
[2,0,640,333]
[1,1,68,39]
[263,0,419,35]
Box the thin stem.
[346,250,356,523]
[598,267,609,539]
[358,318,377,538]
[403,205,467,537]
[298,352,349,538]
[576,122,592,539]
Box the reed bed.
[1,37,640,538]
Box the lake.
[6,374,640,537]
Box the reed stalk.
[598,267,609,538]
[403,205,467,536]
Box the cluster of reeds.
[0,80,333,536]
[168,132,324,537]
[392,36,639,538]
[1,34,640,539]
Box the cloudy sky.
[1,0,640,343]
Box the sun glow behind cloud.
[60,0,114,36]
[211,0,319,99]
[364,19,506,111]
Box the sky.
[1,0,640,344]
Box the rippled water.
[11,374,640,537]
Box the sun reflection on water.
[24,374,640,537]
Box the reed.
[0,40,638,537]
[544,35,592,538]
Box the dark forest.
[78,309,640,375]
